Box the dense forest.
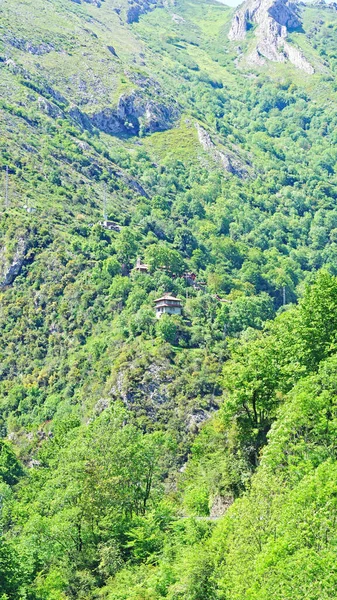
[1,0,337,597]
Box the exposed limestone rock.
[187,409,215,433]
[283,39,315,72]
[27,459,41,469]
[68,105,93,129]
[110,361,174,421]
[38,97,62,118]
[37,430,53,441]
[94,397,110,415]
[43,84,68,106]
[88,90,179,136]
[89,107,125,134]
[312,0,337,6]
[0,238,27,288]
[229,10,249,41]
[76,140,91,152]
[228,0,314,73]
[126,0,161,23]
[124,70,162,94]
[4,59,20,74]
[210,495,234,518]
[6,37,55,55]
[228,0,301,42]
[68,82,178,137]
[172,13,185,23]
[196,123,249,178]
[118,91,179,133]
[110,358,217,431]
[118,173,149,198]
[70,0,102,5]
[7,68,67,107]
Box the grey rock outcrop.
[229,11,250,41]
[89,90,179,136]
[119,91,178,133]
[70,0,102,5]
[196,124,249,178]
[126,0,161,23]
[27,459,41,469]
[110,359,216,430]
[43,84,68,106]
[228,0,314,73]
[38,97,63,119]
[118,173,149,197]
[172,13,185,23]
[0,238,27,288]
[68,83,178,137]
[110,361,173,421]
[68,105,93,129]
[311,1,337,9]
[210,495,234,518]
[6,37,55,55]
[187,409,215,432]
[89,107,124,134]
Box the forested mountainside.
[2,0,337,596]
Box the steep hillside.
[1,0,337,597]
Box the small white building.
[154,293,182,319]
[101,220,121,232]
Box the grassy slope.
[0,0,336,434]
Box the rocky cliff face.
[38,97,63,119]
[0,238,27,288]
[126,0,161,23]
[75,90,179,136]
[196,124,250,179]
[228,0,314,73]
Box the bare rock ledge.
[228,0,314,74]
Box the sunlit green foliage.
[1,0,337,596]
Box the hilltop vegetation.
[1,0,337,597]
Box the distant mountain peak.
[228,0,314,73]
